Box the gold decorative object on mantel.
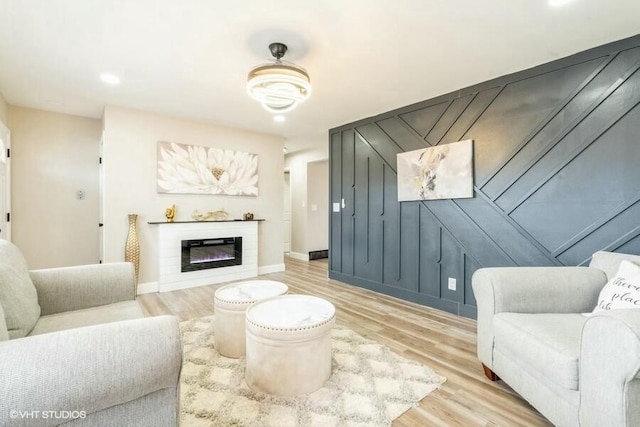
[243,212,254,220]
[192,209,229,221]
[165,204,176,222]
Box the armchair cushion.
[0,240,41,339]
[30,301,144,336]
[494,313,587,391]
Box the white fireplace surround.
[154,221,259,292]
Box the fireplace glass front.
[181,237,242,272]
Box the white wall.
[288,158,307,256]
[284,145,328,258]
[9,106,101,268]
[102,106,285,285]
[0,92,7,125]
[283,171,291,253]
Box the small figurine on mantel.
[165,205,176,222]
[243,212,254,220]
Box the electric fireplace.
[181,237,242,272]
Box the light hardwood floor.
[138,256,551,426]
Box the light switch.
[332,203,340,212]
[448,277,457,291]
[311,204,318,212]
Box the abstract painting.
[157,141,259,196]
[397,140,473,201]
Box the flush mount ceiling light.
[549,0,574,6]
[99,72,120,85]
[247,42,311,113]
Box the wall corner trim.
[288,252,310,261]
[136,281,159,295]
[258,263,286,275]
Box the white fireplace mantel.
[150,220,261,292]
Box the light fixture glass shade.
[247,61,311,113]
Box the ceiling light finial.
[247,42,311,113]
[269,42,287,60]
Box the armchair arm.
[0,316,182,427]
[472,266,607,314]
[580,309,640,427]
[472,266,606,367]
[0,303,8,341]
[30,263,136,315]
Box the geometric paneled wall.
[328,35,640,319]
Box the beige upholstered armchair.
[0,239,182,426]
[472,251,640,427]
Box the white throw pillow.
[593,260,640,313]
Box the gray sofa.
[473,251,640,427]
[0,239,183,426]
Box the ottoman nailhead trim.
[246,314,336,332]
[215,298,257,305]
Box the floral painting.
[396,140,473,201]
[157,141,259,196]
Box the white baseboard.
[288,251,310,261]
[258,263,286,275]
[136,264,286,294]
[137,281,159,295]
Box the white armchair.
[0,239,182,426]
[472,251,640,427]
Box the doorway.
[284,171,291,253]
[0,121,10,241]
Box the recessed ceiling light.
[549,0,573,6]
[274,115,286,123]
[99,72,120,85]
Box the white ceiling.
[0,0,639,153]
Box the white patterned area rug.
[180,316,446,427]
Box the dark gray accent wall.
[329,35,640,319]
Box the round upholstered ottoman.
[214,280,288,358]
[245,295,336,396]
